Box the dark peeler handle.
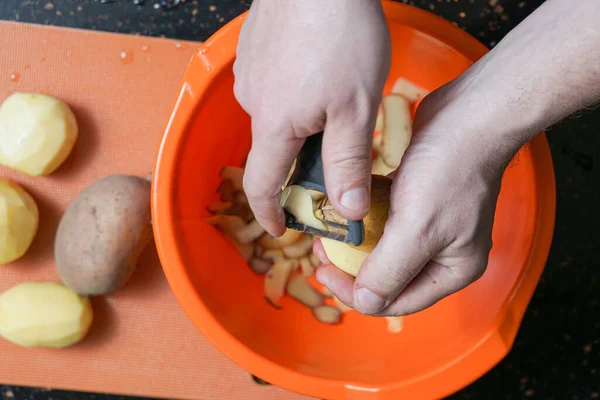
[289,132,326,192]
[288,132,364,247]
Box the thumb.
[352,214,442,314]
[322,109,376,221]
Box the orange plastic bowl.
[152,3,555,399]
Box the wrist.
[454,56,544,145]
[457,0,600,145]
[414,67,529,176]
[465,52,554,145]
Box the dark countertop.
[0,0,598,399]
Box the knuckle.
[327,144,372,171]
[329,93,374,123]
[290,116,326,140]
[414,219,438,244]
[396,214,439,251]
[251,115,287,138]
[388,199,440,242]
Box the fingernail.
[340,187,369,211]
[356,288,385,314]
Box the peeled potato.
[0,180,39,264]
[0,93,78,176]
[0,282,93,348]
[321,239,370,277]
[55,175,152,296]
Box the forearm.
[458,0,600,144]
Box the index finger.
[243,121,303,237]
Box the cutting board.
[0,21,311,400]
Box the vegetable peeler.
[284,132,365,246]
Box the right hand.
[310,0,600,316]
[233,0,391,237]
[314,77,516,316]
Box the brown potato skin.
[55,175,152,296]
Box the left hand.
[233,0,391,237]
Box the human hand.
[233,0,391,237]
[313,0,600,316]
[314,76,526,316]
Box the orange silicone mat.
[0,21,311,400]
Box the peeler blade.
[284,211,354,244]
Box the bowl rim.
[152,3,556,399]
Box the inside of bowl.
[170,24,538,385]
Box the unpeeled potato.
[0,93,78,176]
[0,282,93,348]
[0,180,39,264]
[55,175,152,295]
